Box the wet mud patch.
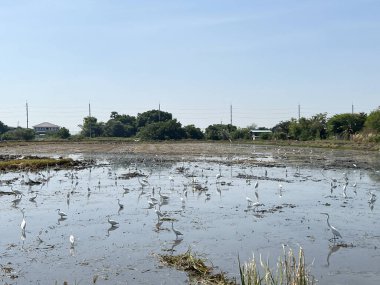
[0,263,18,280]
[244,203,296,217]
[236,173,293,183]
[118,171,146,180]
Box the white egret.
[37,235,43,244]
[321,213,342,240]
[57,209,67,219]
[117,199,124,210]
[342,184,347,198]
[252,202,264,211]
[29,193,37,202]
[148,201,156,208]
[369,192,376,204]
[149,195,158,204]
[107,216,119,227]
[254,190,259,202]
[158,188,169,201]
[70,234,75,248]
[138,177,149,188]
[155,209,164,220]
[171,222,183,239]
[20,209,26,233]
[12,195,22,206]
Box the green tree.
[287,114,328,141]
[0,121,10,135]
[104,120,127,137]
[55,127,71,139]
[205,124,237,140]
[272,120,291,140]
[138,119,186,140]
[365,109,380,133]
[246,123,258,130]
[230,128,251,140]
[136,110,172,129]
[310,113,328,139]
[106,112,137,137]
[79,116,104,137]
[183,125,204,139]
[327,113,367,139]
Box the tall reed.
[239,246,315,285]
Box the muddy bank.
[0,141,379,170]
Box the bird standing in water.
[108,216,119,227]
[321,213,342,241]
[70,234,75,248]
[20,208,26,234]
[171,222,183,240]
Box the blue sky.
[1,0,379,134]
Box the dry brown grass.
[159,248,235,285]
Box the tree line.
[1,107,380,142]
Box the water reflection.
[155,221,163,232]
[21,231,26,241]
[58,217,67,225]
[326,245,340,267]
[107,225,119,237]
[170,238,183,254]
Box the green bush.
[365,109,380,133]
[138,119,186,140]
[2,128,35,141]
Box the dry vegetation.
[0,156,75,171]
[159,248,235,285]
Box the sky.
[0,0,379,134]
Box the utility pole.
[230,104,232,125]
[158,102,161,121]
[26,101,29,128]
[352,103,354,114]
[89,101,92,138]
[298,104,301,121]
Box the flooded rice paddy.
[1,145,380,284]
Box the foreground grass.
[0,157,75,171]
[159,247,314,285]
[239,247,315,285]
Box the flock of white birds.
[1,148,379,283]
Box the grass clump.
[159,248,235,285]
[0,157,74,171]
[239,246,315,285]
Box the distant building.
[250,129,272,140]
[33,122,60,135]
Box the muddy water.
[1,149,380,284]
